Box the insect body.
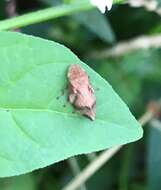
[67,64,96,120]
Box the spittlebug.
[67,64,96,120]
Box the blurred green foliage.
[148,125,161,190]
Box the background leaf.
[0,31,142,177]
[0,174,37,190]
[147,121,161,190]
[73,9,116,44]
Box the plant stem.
[0,2,92,31]
[119,145,133,190]
[0,0,124,31]
[68,157,87,190]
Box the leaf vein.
[10,112,42,147]
[0,153,13,162]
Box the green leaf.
[0,31,142,177]
[73,9,115,43]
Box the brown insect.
[67,64,96,120]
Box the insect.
[67,64,96,120]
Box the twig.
[87,34,161,59]
[68,157,87,190]
[62,146,122,190]
[62,99,161,190]
[128,0,161,16]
